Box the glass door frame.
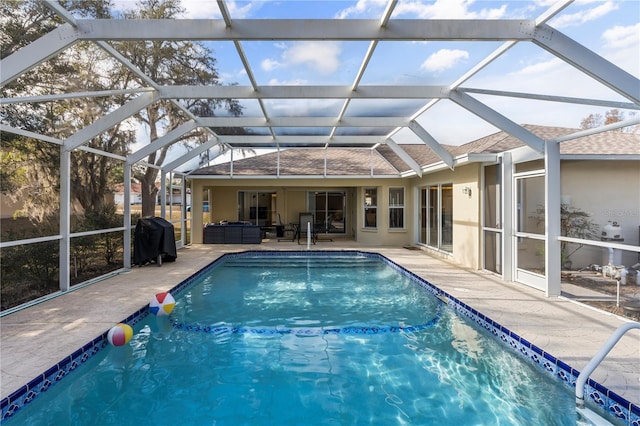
[237,190,277,227]
[482,163,503,276]
[307,191,347,235]
[418,183,452,253]
[513,170,546,291]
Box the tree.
[580,109,637,133]
[0,0,112,57]
[1,0,124,223]
[2,0,244,221]
[112,0,243,216]
[531,203,599,269]
[559,204,599,268]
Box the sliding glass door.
[237,191,277,226]
[307,191,346,234]
[419,184,452,253]
[483,164,502,275]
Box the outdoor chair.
[277,223,297,242]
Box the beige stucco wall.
[190,165,483,269]
[189,158,639,273]
[355,184,412,247]
[560,159,640,268]
[190,177,415,246]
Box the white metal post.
[501,152,513,281]
[181,174,187,247]
[545,140,561,297]
[160,170,167,219]
[123,164,132,269]
[59,148,71,291]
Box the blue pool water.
[4,252,630,425]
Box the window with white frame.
[388,187,404,228]
[364,188,377,228]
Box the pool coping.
[2,249,638,424]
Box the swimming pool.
[2,251,637,424]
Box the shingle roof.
[190,125,639,177]
[193,148,400,176]
[452,124,640,156]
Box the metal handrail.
[576,322,640,408]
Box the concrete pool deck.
[1,241,639,406]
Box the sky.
[109,0,640,169]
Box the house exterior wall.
[190,167,483,268]
[189,158,638,275]
[114,192,142,205]
[355,185,412,247]
[191,177,412,245]
[560,159,640,269]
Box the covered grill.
[133,217,177,266]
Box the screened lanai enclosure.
[1,0,639,312]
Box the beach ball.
[107,323,133,347]
[149,292,176,316]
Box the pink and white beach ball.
[107,323,133,347]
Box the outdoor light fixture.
[462,186,472,197]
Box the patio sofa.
[203,222,262,244]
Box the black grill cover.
[133,217,177,266]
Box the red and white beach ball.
[107,323,133,347]
[149,292,176,316]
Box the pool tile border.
[2,250,638,425]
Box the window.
[388,187,404,228]
[364,188,377,228]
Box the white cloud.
[261,42,342,76]
[532,0,559,6]
[601,29,640,77]
[223,0,257,19]
[603,23,640,49]
[267,78,308,85]
[501,56,601,99]
[218,68,247,84]
[282,42,342,75]
[266,98,341,117]
[549,1,618,28]
[335,0,388,19]
[180,0,221,18]
[113,0,256,19]
[510,57,563,76]
[394,0,507,19]
[420,49,469,73]
[261,58,282,72]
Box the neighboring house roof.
[190,125,640,177]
